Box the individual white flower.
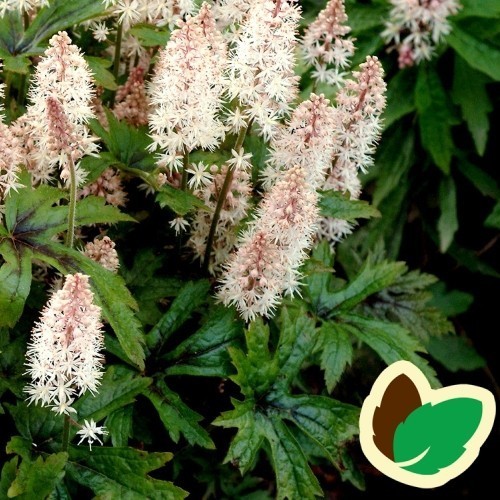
[186,162,214,190]
[169,216,190,234]
[114,0,142,30]
[226,148,252,171]
[76,419,109,450]
[91,22,110,42]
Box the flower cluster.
[24,274,105,415]
[189,150,252,274]
[218,165,318,321]
[318,55,387,243]
[301,0,355,87]
[148,2,228,172]
[1,62,22,205]
[227,0,301,139]
[113,66,149,126]
[263,93,337,189]
[20,31,98,185]
[83,236,120,272]
[78,168,127,207]
[382,0,461,68]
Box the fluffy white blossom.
[1,62,23,205]
[382,0,461,67]
[24,274,105,415]
[218,166,318,320]
[319,56,386,244]
[148,2,228,171]
[263,93,337,189]
[23,31,98,185]
[226,0,301,140]
[301,0,355,87]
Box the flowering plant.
[0,0,498,497]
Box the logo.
[359,360,496,488]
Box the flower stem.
[65,156,77,249]
[62,414,70,452]
[109,22,123,106]
[202,121,251,273]
[181,150,190,191]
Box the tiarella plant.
[0,0,498,498]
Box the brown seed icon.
[372,374,422,460]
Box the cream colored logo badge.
[359,361,496,488]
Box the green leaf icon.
[393,398,483,474]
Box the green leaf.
[2,54,31,74]
[217,402,265,474]
[437,175,458,253]
[16,0,107,55]
[229,318,278,398]
[383,68,417,129]
[73,365,152,423]
[324,259,407,316]
[146,279,210,351]
[164,307,244,377]
[446,241,500,278]
[0,10,23,55]
[67,446,187,499]
[271,394,359,465]
[456,0,500,18]
[427,336,486,372]
[317,322,353,392]
[7,453,67,499]
[6,402,64,442]
[452,56,492,156]
[79,152,119,184]
[303,241,336,315]
[484,202,500,228]
[85,55,117,90]
[345,1,387,32]
[415,64,457,173]
[343,314,440,388]
[275,309,318,388]
[129,24,171,47]
[91,111,157,172]
[0,458,18,499]
[0,242,32,327]
[74,195,135,227]
[144,379,215,449]
[393,398,483,474]
[264,417,323,500]
[156,184,207,216]
[372,128,415,206]
[366,270,453,341]
[448,22,500,81]
[429,282,474,317]
[105,406,133,447]
[457,158,500,199]
[319,190,380,222]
